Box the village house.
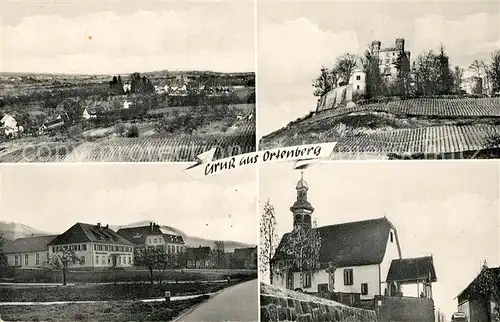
[232,247,257,269]
[186,246,213,269]
[3,235,58,268]
[271,173,437,308]
[117,222,186,255]
[456,265,499,322]
[0,114,20,136]
[82,108,97,120]
[48,223,134,269]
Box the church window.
[361,283,368,295]
[390,232,394,243]
[343,268,353,285]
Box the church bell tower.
[290,171,314,230]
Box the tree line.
[313,45,500,100]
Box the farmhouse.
[456,265,499,322]
[0,114,19,136]
[48,222,134,269]
[232,247,257,269]
[186,246,213,269]
[271,174,437,308]
[39,118,65,134]
[3,235,57,268]
[117,222,186,255]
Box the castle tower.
[371,40,381,56]
[395,38,405,52]
[290,171,314,230]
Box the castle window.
[356,75,361,81]
[343,268,353,285]
[361,283,368,295]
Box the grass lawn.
[0,280,248,302]
[0,295,209,321]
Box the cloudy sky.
[0,1,255,74]
[0,163,257,245]
[258,0,500,136]
[260,160,499,318]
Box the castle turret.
[395,38,405,52]
[371,40,381,55]
[290,171,314,230]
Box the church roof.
[273,217,397,268]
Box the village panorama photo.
[258,1,500,160]
[0,163,258,321]
[259,161,500,322]
[0,1,255,162]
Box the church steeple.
[290,171,314,230]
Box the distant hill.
[0,221,53,241]
[1,220,255,253]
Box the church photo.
[259,161,499,322]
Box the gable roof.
[44,118,65,128]
[117,225,163,245]
[49,223,133,246]
[273,217,396,268]
[456,266,500,302]
[233,247,257,261]
[187,246,211,260]
[3,235,58,254]
[386,256,437,283]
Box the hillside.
[0,221,255,253]
[260,97,500,159]
[0,221,53,241]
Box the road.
[177,279,258,322]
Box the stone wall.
[261,283,377,322]
[374,295,435,322]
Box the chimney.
[150,222,153,231]
[97,223,101,229]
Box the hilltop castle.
[371,38,411,79]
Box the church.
[270,173,437,308]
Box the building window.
[81,256,86,265]
[303,272,312,288]
[108,257,111,264]
[357,85,360,89]
[36,253,40,265]
[128,257,131,264]
[96,256,99,264]
[24,254,29,266]
[14,255,19,266]
[153,238,157,244]
[356,75,361,81]
[82,244,87,251]
[102,256,105,264]
[343,269,353,285]
[390,232,394,243]
[118,256,121,265]
[94,244,97,251]
[361,283,368,295]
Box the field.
[0,267,257,284]
[0,72,256,162]
[0,296,209,321]
[261,97,500,158]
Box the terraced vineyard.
[0,142,80,162]
[331,124,500,155]
[309,98,500,123]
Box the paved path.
[0,293,214,306]
[176,279,258,322]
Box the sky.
[260,160,500,318]
[258,0,500,136]
[0,163,257,245]
[0,0,255,74]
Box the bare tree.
[49,249,83,285]
[259,199,277,284]
[334,53,359,85]
[213,241,225,269]
[312,66,337,97]
[488,50,500,95]
[273,218,322,290]
[135,246,163,285]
